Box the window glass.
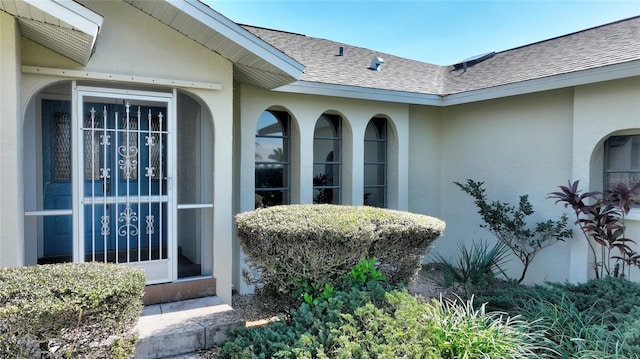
[313,114,341,204]
[604,135,640,189]
[255,110,290,208]
[364,118,387,207]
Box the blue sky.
[206,0,640,65]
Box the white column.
[0,12,24,268]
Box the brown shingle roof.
[242,15,640,96]
[443,16,640,94]
[242,25,446,94]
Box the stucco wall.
[433,88,575,284]
[21,1,228,87]
[0,11,24,268]
[407,105,442,218]
[571,76,640,282]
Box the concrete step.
[135,296,245,359]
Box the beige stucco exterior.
[417,80,640,284]
[3,1,236,304]
[573,77,640,281]
[433,89,575,284]
[1,1,639,304]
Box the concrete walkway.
[135,296,245,359]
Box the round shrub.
[235,204,445,296]
[0,262,145,358]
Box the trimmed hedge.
[235,204,445,297]
[0,262,145,358]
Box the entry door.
[42,100,73,259]
[76,88,176,284]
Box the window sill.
[625,209,640,222]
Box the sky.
[205,0,640,66]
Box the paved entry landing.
[135,296,245,359]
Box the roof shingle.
[242,16,640,96]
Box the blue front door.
[42,100,73,259]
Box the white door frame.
[73,85,178,284]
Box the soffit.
[123,0,304,89]
[0,0,102,65]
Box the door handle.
[103,179,110,195]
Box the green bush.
[220,285,387,358]
[235,204,445,298]
[220,286,548,358]
[0,262,145,358]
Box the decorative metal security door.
[76,88,176,284]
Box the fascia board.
[25,0,103,38]
[173,0,304,79]
[442,60,640,106]
[275,61,640,107]
[274,81,444,106]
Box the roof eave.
[169,0,304,86]
[274,81,444,106]
[1,0,103,65]
[276,60,640,107]
[442,60,640,106]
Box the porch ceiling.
[123,0,304,89]
[0,0,103,66]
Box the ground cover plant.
[475,276,640,358]
[219,260,549,359]
[235,204,445,300]
[0,262,145,358]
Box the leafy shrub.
[295,257,387,305]
[549,180,640,279]
[346,257,387,290]
[0,262,145,358]
[220,286,548,358]
[456,179,572,283]
[235,204,445,298]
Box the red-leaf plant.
[549,180,640,279]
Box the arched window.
[604,135,640,190]
[364,117,387,207]
[313,114,341,204]
[255,110,290,208]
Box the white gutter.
[276,60,640,107]
[170,0,304,80]
[275,81,444,106]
